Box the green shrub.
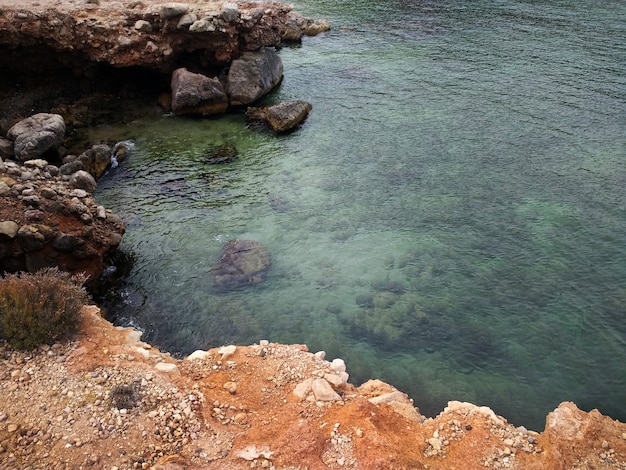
[0,268,89,350]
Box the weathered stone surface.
[0,221,19,240]
[170,68,229,116]
[160,3,190,20]
[248,100,312,133]
[70,170,97,193]
[0,161,125,278]
[0,1,320,73]
[77,144,112,178]
[221,3,239,23]
[7,113,66,162]
[213,240,271,289]
[226,48,284,106]
[0,137,14,158]
[283,12,331,41]
[311,377,342,401]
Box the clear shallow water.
[94,0,626,430]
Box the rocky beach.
[1,0,626,468]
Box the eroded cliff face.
[0,305,624,469]
[0,0,318,72]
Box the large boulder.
[171,68,229,116]
[7,113,66,162]
[213,240,271,290]
[226,48,283,106]
[247,100,312,133]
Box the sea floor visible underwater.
[94,0,626,430]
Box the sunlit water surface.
[94,0,626,430]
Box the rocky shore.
[1,1,626,468]
[1,305,625,469]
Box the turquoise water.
[94,0,626,430]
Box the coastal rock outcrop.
[0,0,329,74]
[247,100,313,133]
[0,158,125,279]
[213,239,271,289]
[226,48,284,106]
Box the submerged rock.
[213,240,271,290]
[205,144,238,164]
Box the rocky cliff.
[0,306,624,469]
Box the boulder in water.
[247,100,312,133]
[213,240,271,290]
[170,68,229,116]
[77,144,112,178]
[226,48,283,106]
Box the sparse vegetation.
[0,268,89,349]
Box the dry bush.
[0,268,89,349]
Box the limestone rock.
[78,144,112,178]
[160,3,189,20]
[154,362,180,374]
[247,100,312,133]
[186,350,210,361]
[221,3,239,23]
[7,113,66,162]
[311,378,341,401]
[70,170,97,193]
[226,48,283,106]
[283,12,331,41]
[0,221,19,240]
[171,68,229,116]
[213,240,271,290]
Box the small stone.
[330,358,346,373]
[223,381,237,394]
[154,362,180,375]
[427,437,442,451]
[7,424,18,433]
[218,345,236,361]
[186,350,210,361]
[314,351,326,361]
[134,20,152,32]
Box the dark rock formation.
[0,157,125,279]
[6,114,66,162]
[77,144,113,179]
[226,48,284,106]
[205,144,238,164]
[170,68,229,116]
[247,100,312,133]
[213,240,271,290]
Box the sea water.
[94,0,626,430]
